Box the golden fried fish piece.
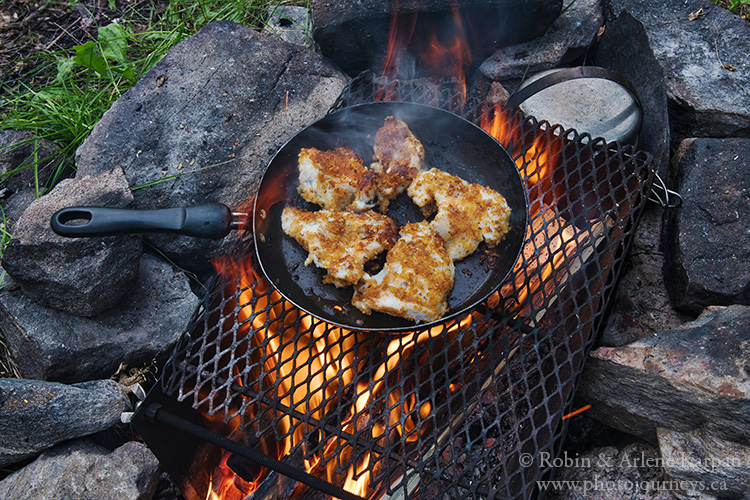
[408,168,511,261]
[297,147,378,212]
[371,116,426,210]
[281,207,398,288]
[352,221,454,323]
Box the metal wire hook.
[649,171,682,208]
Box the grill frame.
[132,73,656,500]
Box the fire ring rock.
[664,138,750,313]
[1,166,142,317]
[0,253,198,383]
[0,378,130,466]
[0,440,159,499]
[604,0,750,141]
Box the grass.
[712,0,750,16]
[0,0,306,196]
[0,206,10,288]
[723,0,750,12]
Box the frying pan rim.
[252,101,528,333]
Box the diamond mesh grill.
[157,72,655,500]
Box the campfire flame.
[204,249,602,500]
[206,253,367,498]
[203,246,471,499]
[417,4,472,102]
[479,102,561,188]
[205,451,261,500]
[377,2,473,104]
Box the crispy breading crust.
[408,168,511,261]
[297,147,378,212]
[288,119,507,323]
[371,116,426,210]
[352,221,454,323]
[281,207,398,288]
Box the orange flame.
[206,251,370,498]
[343,453,372,498]
[380,0,416,88]
[480,103,518,150]
[479,102,562,188]
[377,2,473,104]
[207,244,471,499]
[417,4,472,102]
[206,451,261,500]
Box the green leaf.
[99,23,129,66]
[120,65,135,81]
[55,58,77,83]
[73,41,108,76]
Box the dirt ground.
[0,0,160,96]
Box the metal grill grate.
[148,72,655,500]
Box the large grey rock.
[593,11,671,177]
[1,167,142,317]
[0,378,129,466]
[602,207,691,347]
[479,0,603,83]
[664,138,750,314]
[0,440,159,500]
[604,0,750,140]
[578,305,750,444]
[545,442,677,500]
[312,0,563,76]
[75,21,349,273]
[658,426,750,499]
[0,253,198,383]
[0,129,61,194]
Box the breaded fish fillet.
[352,221,454,323]
[281,207,398,288]
[297,147,378,212]
[408,168,511,261]
[371,117,426,210]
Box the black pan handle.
[50,203,233,239]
